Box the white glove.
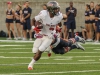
[48,33,53,39]
[32,26,35,29]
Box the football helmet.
[47,1,60,15]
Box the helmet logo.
[48,3,54,7]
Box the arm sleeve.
[35,10,47,21]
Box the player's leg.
[52,42,85,55]
[28,36,53,70]
[28,38,42,70]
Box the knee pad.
[45,46,51,52]
[39,46,47,52]
[32,47,38,53]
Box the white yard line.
[86,47,100,48]
[78,60,95,62]
[94,49,100,50]
[0,48,31,50]
[0,40,99,44]
[0,45,26,47]
[0,52,100,54]
[0,70,100,75]
[0,40,34,43]
[0,56,100,59]
[54,58,72,60]
[68,52,100,53]
[0,56,49,59]
[0,62,100,66]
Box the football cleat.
[75,36,85,44]
[28,67,33,70]
[73,42,85,51]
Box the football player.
[28,1,63,70]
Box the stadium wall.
[0,0,100,32]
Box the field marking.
[54,58,72,60]
[85,47,100,48]
[0,70,100,75]
[78,60,95,62]
[0,40,34,43]
[68,52,100,53]
[0,56,100,59]
[0,52,32,54]
[0,45,26,47]
[0,48,32,50]
[0,56,49,59]
[94,49,100,50]
[0,52,100,54]
[1,62,100,66]
[0,40,100,44]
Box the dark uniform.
[95,9,100,32]
[85,10,90,24]
[15,10,20,23]
[22,7,32,30]
[51,38,74,54]
[6,9,14,23]
[89,8,95,24]
[65,7,77,29]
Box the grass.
[0,39,100,75]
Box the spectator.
[95,4,100,43]
[42,4,47,10]
[15,4,22,39]
[88,1,95,41]
[6,1,17,40]
[22,1,32,40]
[94,4,100,41]
[85,4,91,41]
[64,1,77,39]
[20,4,26,39]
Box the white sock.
[28,59,36,67]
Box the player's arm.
[74,8,77,17]
[24,8,32,20]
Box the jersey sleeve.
[35,10,47,21]
[66,8,69,13]
[28,8,32,14]
[58,13,63,23]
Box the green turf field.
[0,40,100,75]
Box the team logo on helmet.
[47,1,60,15]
